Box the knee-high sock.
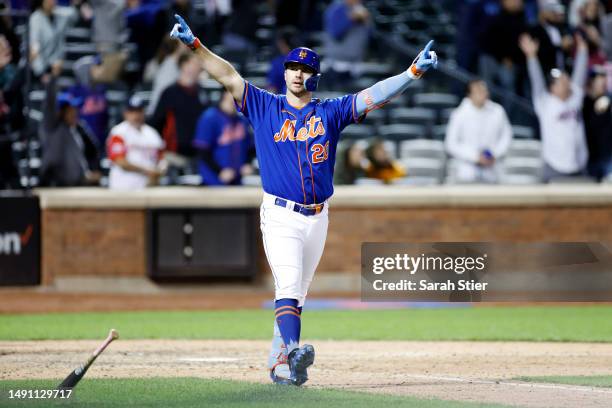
[275,298,301,353]
[268,320,287,370]
[269,307,303,368]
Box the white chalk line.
[400,374,612,395]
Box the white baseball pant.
[260,192,329,307]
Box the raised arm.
[572,34,589,87]
[170,15,245,104]
[42,64,63,133]
[519,34,546,106]
[355,40,438,116]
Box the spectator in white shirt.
[107,95,166,190]
[445,79,512,183]
[520,33,589,182]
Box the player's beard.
[289,83,308,98]
[293,88,308,97]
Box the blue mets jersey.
[236,82,364,204]
[193,107,252,186]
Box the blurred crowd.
[0,0,611,191]
[454,0,612,183]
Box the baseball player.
[171,14,438,386]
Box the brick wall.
[41,206,612,284]
[319,207,612,274]
[42,210,146,284]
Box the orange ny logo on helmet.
[299,50,307,59]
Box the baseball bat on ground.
[57,329,119,390]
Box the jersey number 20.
[311,141,329,164]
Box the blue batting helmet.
[284,47,321,92]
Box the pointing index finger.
[174,14,187,27]
[423,40,435,55]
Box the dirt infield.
[2,340,612,408]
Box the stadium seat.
[28,91,45,111]
[360,62,394,79]
[382,140,397,159]
[501,157,542,181]
[388,107,436,128]
[352,76,379,92]
[400,29,430,46]
[378,124,426,141]
[28,176,40,187]
[512,125,536,139]
[257,14,276,28]
[404,13,429,31]
[177,175,203,186]
[60,60,74,77]
[431,124,447,141]
[413,93,460,111]
[341,124,375,140]
[434,43,456,60]
[255,28,274,45]
[362,108,387,126]
[399,139,445,161]
[28,158,41,176]
[498,174,541,185]
[373,14,394,32]
[57,76,76,88]
[105,90,128,106]
[28,140,42,159]
[65,27,92,42]
[398,157,444,183]
[245,62,271,77]
[444,158,461,184]
[439,107,454,124]
[506,139,541,159]
[200,78,223,91]
[100,158,112,171]
[65,43,97,61]
[429,25,456,46]
[11,141,27,162]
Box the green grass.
[0,306,611,342]
[0,378,511,408]
[516,375,612,388]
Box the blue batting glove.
[409,40,438,78]
[170,14,199,50]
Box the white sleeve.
[526,57,547,114]
[445,111,480,163]
[491,107,512,159]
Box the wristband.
[189,37,202,51]
[408,65,424,79]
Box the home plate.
[177,357,240,363]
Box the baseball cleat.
[269,342,291,385]
[287,344,315,386]
[270,364,292,385]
